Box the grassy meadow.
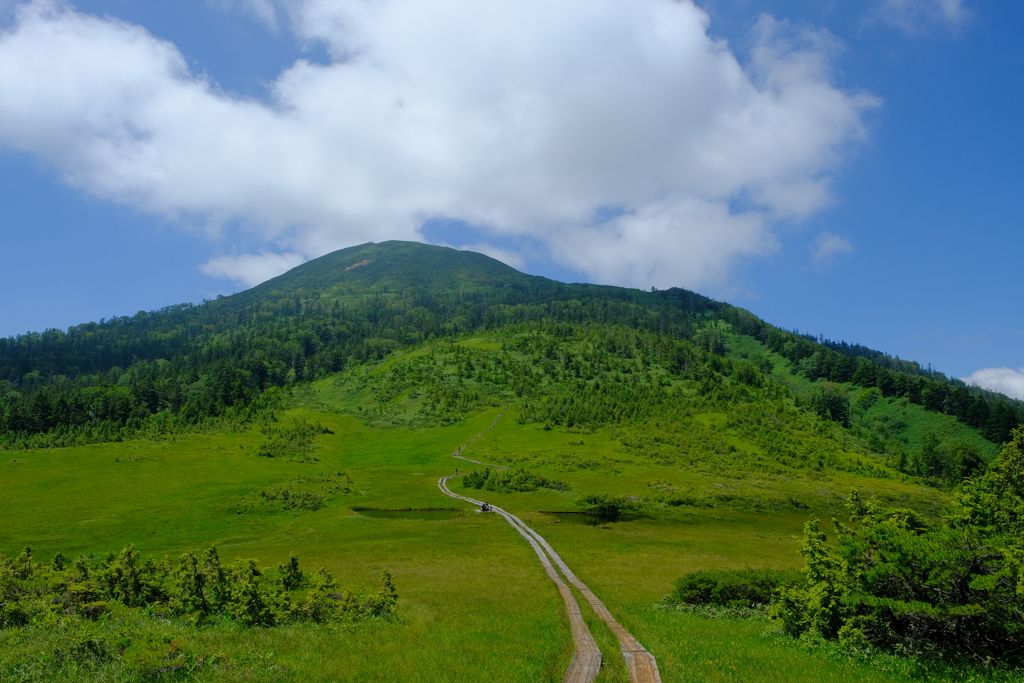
[3,326,1018,682]
[4,394,1002,682]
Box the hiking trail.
[437,409,661,683]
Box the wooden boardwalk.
[438,412,661,683]
[440,474,603,681]
[450,407,511,470]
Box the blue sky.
[0,0,1021,397]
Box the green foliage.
[893,431,987,483]
[169,548,222,616]
[257,487,325,510]
[948,426,1024,536]
[255,417,333,461]
[810,382,851,426]
[575,493,641,515]
[0,545,399,678]
[121,634,192,676]
[278,554,304,590]
[763,326,1022,445]
[772,429,1024,664]
[1,395,1014,682]
[323,321,999,500]
[3,240,1022,680]
[231,471,355,513]
[0,544,397,633]
[3,241,1017,459]
[666,568,802,608]
[946,442,986,481]
[0,601,29,629]
[0,242,721,449]
[855,387,883,412]
[327,341,515,428]
[461,467,569,493]
[97,544,168,608]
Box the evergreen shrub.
[771,427,1024,664]
[666,568,802,608]
[462,467,569,492]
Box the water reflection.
[544,511,637,526]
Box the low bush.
[462,467,569,492]
[575,493,642,515]
[231,471,354,513]
[0,545,397,630]
[665,568,802,608]
[255,417,333,461]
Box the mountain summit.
[242,241,546,300]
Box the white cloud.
[873,0,971,33]
[810,231,854,267]
[450,244,526,270]
[0,0,877,289]
[962,367,1024,401]
[552,199,774,290]
[201,252,306,287]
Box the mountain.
[4,241,1024,680]
[242,240,544,297]
[0,241,1019,455]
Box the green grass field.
[6,393,1008,682]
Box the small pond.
[544,511,639,526]
[356,509,464,521]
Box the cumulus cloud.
[962,367,1024,401]
[873,0,971,33]
[447,244,526,270]
[201,251,306,287]
[551,200,774,290]
[810,231,854,268]
[0,0,877,289]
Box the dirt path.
[438,411,661,683]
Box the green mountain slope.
[0,240,1019,459]
[242,240,543,297]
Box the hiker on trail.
[481,502,490,512]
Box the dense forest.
[0,241,1019,450]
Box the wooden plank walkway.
[451,407,511,470]
[440,475,602,682]
[438,410,662,683]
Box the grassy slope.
[3,345,995,681]
[727,332,999,464]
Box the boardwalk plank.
[437,409,662,683]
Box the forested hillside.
[0,241,1019,452]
